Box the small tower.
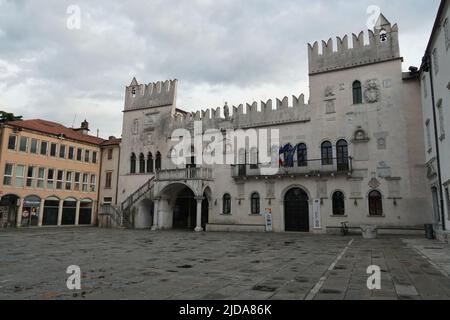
[124,77,178,115]
[308,13,400,75]
[74,120,90,135]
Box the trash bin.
[361,225,378,239]
[424,224,435,239]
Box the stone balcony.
[232,157,352,179]
[155,167,214,182]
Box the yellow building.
[0,119,105,228]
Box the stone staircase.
[120,177,155,229]
[98,177,155,229]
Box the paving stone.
[1,229,450,300]
[394,284,419,296]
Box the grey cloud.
[0,0,440,137]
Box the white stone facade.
[420,0,450,238]
[112,14,432,233]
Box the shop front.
[21,195,41,227]
[0,194,19,228]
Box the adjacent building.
[0,119,104,228]
[420,0,450,241]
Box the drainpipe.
[96,146,103,227]
[422,53,446,231]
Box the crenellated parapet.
[308,14,400,75]
[124,78,178,112]
[170,94,311,131]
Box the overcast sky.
[0,0,440,138]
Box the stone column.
[91,201,97,226]
[16,198,24,228]
[158,199,166,230]
[75,200,81,226]
[57,199,64,226]
[195,197,204,232]
[38,198,45,227]
[151,199,160,231]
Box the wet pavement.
[0,228,449,300]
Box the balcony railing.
[155,167,214,181]
[232,157,352,178]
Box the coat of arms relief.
[364,79,381,103]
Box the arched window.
[147,152,154,173]
[250,148,259,169]
[369,191,383,216]
[282,143,294,168]
[223,194,231,215]
[297,143,307,167]
[336,140,349,171]
[139,153,145,174]
[321,141,333,165]
[130,153,136,174]
[353,81,363,104]
[251,193,260,215]
[238,149,247,176]
[332,191,345,216]
[155,152,162,171]
[187,145,196,169]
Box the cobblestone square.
[1,228,449,300]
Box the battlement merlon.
[308,14,401,75]
[124,78,178,112]
[171,94,308,127]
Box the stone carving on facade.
[132,119,139,135]
[377,138,386,149]
[223,102,230,120]
[324,86,335,98]
[324,86,336,115]
[317,180,328,199]
[349,178,363,198]
[374,131,388,150]
[266,182,275,199]
[368,177,381,189]
[364,79,381,103]
[353,127,369,142]
[326,100,335,114]
[377,161,391,178]
[426,158,438,179]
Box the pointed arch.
[155,151,162,171]
[147,152,154,173]
[130,153,137,174]
[139,153,145,174]
[353,80,362,104]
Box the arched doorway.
[172,187,197,230]
[284,188,310,232]
[0,194,19,228]
[22,195,41,227]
